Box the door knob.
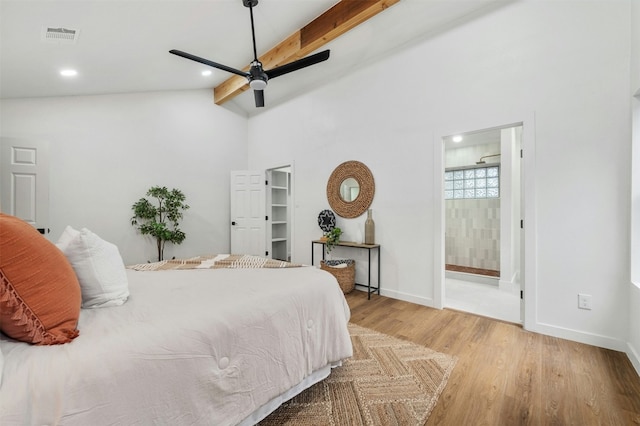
[231,221,236,226]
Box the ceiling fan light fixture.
[249,78,267,90]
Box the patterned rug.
[259,323,457,425]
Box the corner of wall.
[628,340,640,377]
[628,282,640,376]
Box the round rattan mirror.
[326,161,375,218]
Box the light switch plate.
[578,293,592,310]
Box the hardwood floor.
[345,290,640,425]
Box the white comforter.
[0,266,352,425]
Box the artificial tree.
[131,186,190,261]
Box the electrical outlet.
[578,293,592,310]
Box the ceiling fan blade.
[265,50,330,80]
[254,89,265,108]
[169,50,249,78]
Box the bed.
[0,216,353,426]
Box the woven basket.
[320,259,355,294]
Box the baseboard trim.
[374,288,434,308]
[628,341,640,377]
[530,321,627,352]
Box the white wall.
[445,142,500,169]
[248,1,632,351]
[629,0,640,374]
[0,90,247,264]
[633,0,640,95]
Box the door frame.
[266,163,295,261]
[433,113,537,331]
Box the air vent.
[41,27,80,44]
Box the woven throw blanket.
[128,254,302,271]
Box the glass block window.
[444,166,500,199]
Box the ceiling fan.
[170,0,330,108]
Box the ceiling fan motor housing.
[248,61,268,89]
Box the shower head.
[476,153,501,165]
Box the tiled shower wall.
[445,198,500,271]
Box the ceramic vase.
[364,209,375,244]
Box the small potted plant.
[324,227,342,254]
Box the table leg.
[368,248,372,299]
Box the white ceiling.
[0,0,508,116]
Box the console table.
[311,240,381,299]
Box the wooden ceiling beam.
[213,0,400,106]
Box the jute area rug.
[259,323,457,426]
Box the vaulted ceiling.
[0,0,508,116]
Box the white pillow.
[58,227,130,308]
[56,225,80,251]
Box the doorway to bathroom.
[442,125,522,323]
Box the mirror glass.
[340,178,360,202]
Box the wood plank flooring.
[345,290,640,425]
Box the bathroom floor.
[445,277,521,323]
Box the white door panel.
[0,138,50,234]
[230,171,265,256]
[13,173,36,221]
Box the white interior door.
[230,170,265,256]
[0,137,50,235]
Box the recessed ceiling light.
[452,135,463,143]
[201,70,212,76]
[60,69,78,77]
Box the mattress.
[0,265,353,425]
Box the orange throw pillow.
[0,213,81,344]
